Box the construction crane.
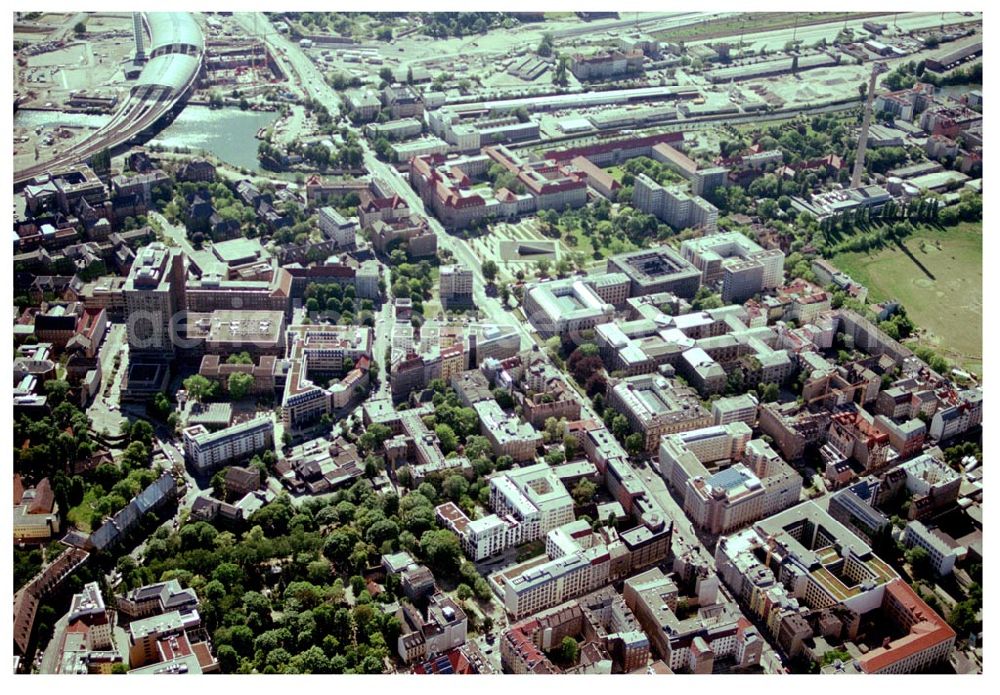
[850,61,889,190]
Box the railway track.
[14,12,202,188]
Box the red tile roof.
[28,478,55,514]
[545,131,683,163]
[859,580,956,674]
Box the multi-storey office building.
[608,374,712,452]
[124,243,187,360]
[606,246,702,299]
[317,206,358,250]
[182,417,274,474]
[680,231,785,294]
[522,275,624,339]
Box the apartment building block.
[633,174,719,233]
[182,417,274,474]
[902,521,962,576]
[474,400,543,461]
[608,374,713,452]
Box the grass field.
[604,165,627,183]
[560,225,638,263]
[66,487,100,533]
[831,222,982,375]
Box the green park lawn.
[831,221,982,375]
[559,225,638,264]
[66,486,101,533]
[604,165,627,183]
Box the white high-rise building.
[439,264,474,306]
[318,207,358,249]
[182,417,274,474]
[124,243,187,359]
[633,173,719,232]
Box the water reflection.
[149,106,280,173]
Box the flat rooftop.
[187,310,285,345]
[212,238,263,265]
[609,247,700,285]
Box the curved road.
[14,14,202,187]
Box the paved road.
[371,264,395,400]
[89,323,129,439]
[53,12,89,43]
[642,463,717,561]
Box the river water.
[149,106,280,173]
[14,104,279,173]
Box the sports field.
[831,222,982,375]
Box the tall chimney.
[850,62,889,189]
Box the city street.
[371,264,395,400]
[242,11,537,352]
[642,462,713,555]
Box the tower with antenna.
[850,61,888,190]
